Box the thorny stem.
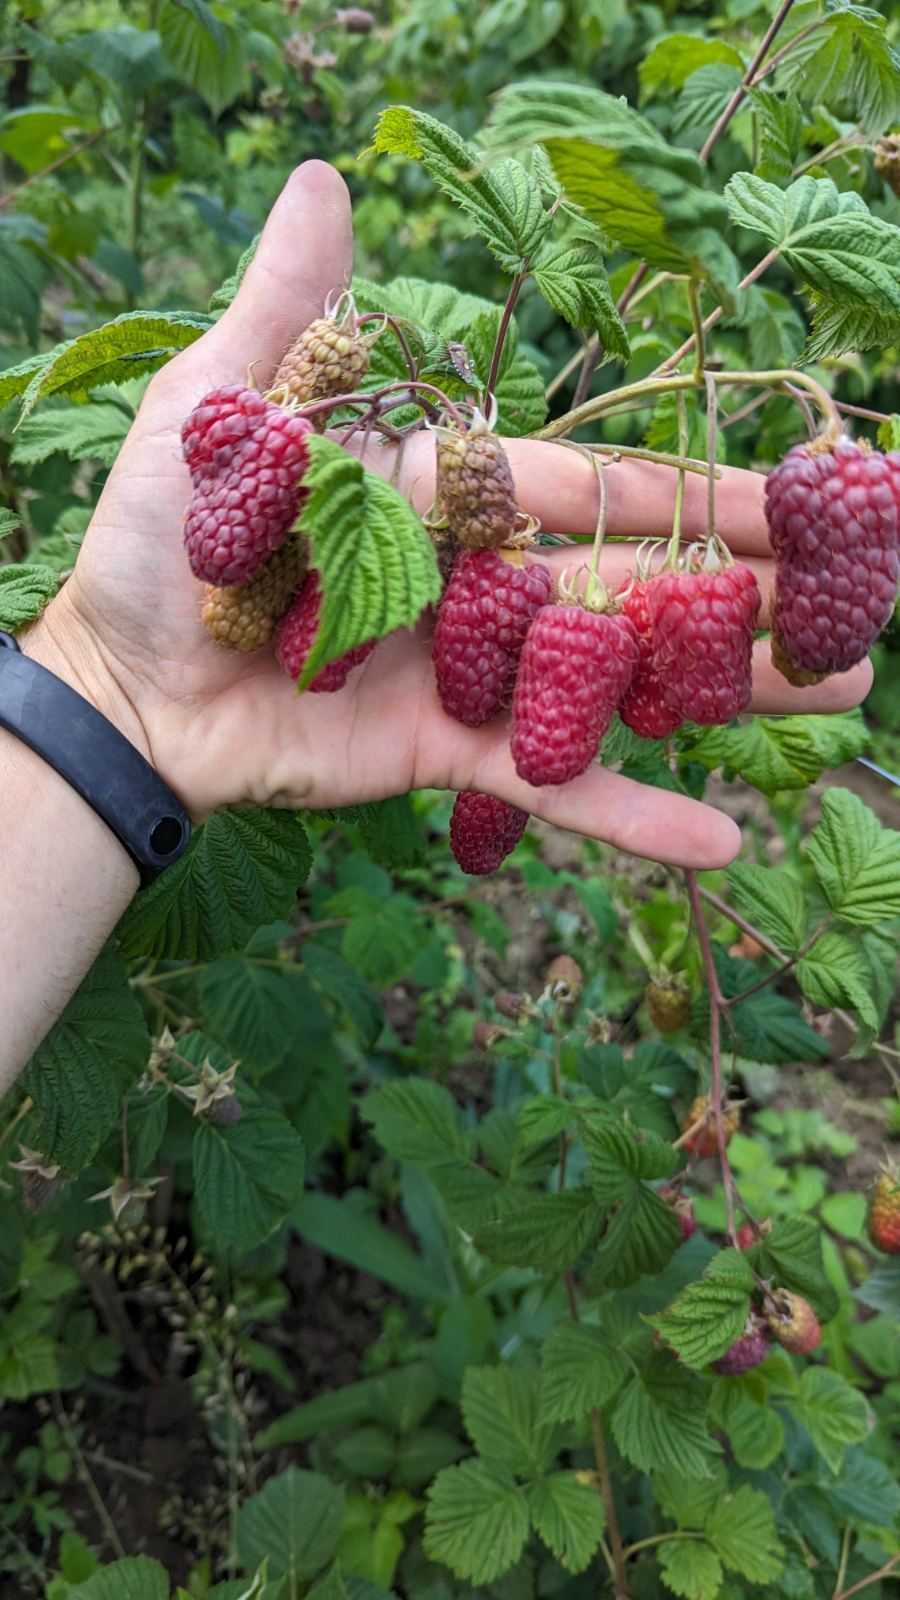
[590,1411,631,1599]
[834,1555,900,1600]
[487,269,528,402]
[698,0,800,162]
[684,871,737,1243]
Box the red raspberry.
[432,552,552,726]
[868,1169,900,1255]
[510,604,638,787]
[450,792,529,875]
[182,385,311,586]
[713,1314,771,1376]
[765,1290,822,1356]
[276,570,375,692]
[618,580,683,739]
[681,1094,740,1158]
[767,439,900,679]
[650,561,760,726]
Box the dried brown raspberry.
[544,955,584,1002]
[436,420,518,550]
[875,134,900,197]
[202,536,309,652]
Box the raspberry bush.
[2,2,900,1597]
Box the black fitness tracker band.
[0,630,191,886]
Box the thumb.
[205,161,354,385]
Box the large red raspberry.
[276,570,375,692]
[713,1314,771,1376]
[182,385,311,586]
[450,792,529,874]
[650,561,760,725]
[510,604,638,787]
[618,579,683,739]
[767,439,900,679]
[432,552,552,726]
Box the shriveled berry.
[650,561,761,725]
[271,317,369,415]
[767,439,900,679]
[713,1314,771,1375]
[875,134,900,197]
[868,1169,900,1255]
[647,977,691,1035]
[432,551,551,726]
[201,536,309,652]
[436,425,518,550]
[182,385,311,585]
[450,791,528,875]
[659,1184,696,1241]
[511,604,638,787]
[765,1290,821,1356]
[618,580,683,739]
[681,1093,740,1158]
[276,570,375,691]
[544,954,583,1002]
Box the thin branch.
[486,269,527,402]
[0,128,107,211]
[52,1396,127,1561]
[833,1527,852,1600]
[705,371,718,542]
[569,261,651,409]
[698,887,784,960]
[688,279,706,384]
[722,919,832,1010]
[653,247,783,375]
[834,1554,900,1600]
[698,0,800,163]
[684,871,737,1242]
[590,1410,631,1599]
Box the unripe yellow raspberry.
[202,536,309,652]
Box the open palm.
[44,162,871,871]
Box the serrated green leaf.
[611,1355,720,1477]
[457,307,547,434]
[117,809,312,962]
[705,1485,783,1583]
[23,946,149,1171]
[193,1106,305,1259]
[159,0,245,116]
[792,1367,870,1474]
[474,1189,605,1272]
[531,240,629,360]
[681,710,868,793]
[0,509,21,542]
[341,895,424,987]
[672,64,743,138]
[0,105,95,173]
[424,1460,530,1585]
[540,1321,630,1422]
[797,928,880,1029]
[11,311,210,423]
[726,864,808,954]
[578,1112,682,1287]
[823,1445,900,1528]
[372,107,550,273]
[236,1469,343,1584]
[648,1252,755,1369]
[707,951,830,1064]
[658,1539,723,1600]
[751,88,804,183]
[776,5,900,130]
[10,401,130,468]
[640,33,743,100]
[210,235,258,313]
[302,943,382,1048]
[804,294,900,362]
[198,959,328,1074]
[527,1473,605,1574]
[708,1380,784,1469]
[363,1078,467,1166]
[67,1557,169,1600]
[654,1464,727,1530]
[357,794,424,869]
[296,438,440,687]
[755,1216,839,1321]
[462,1365,554,1476]
[0,1333,60,1401]
[306,1565,347,1600]
[805,788,900,926]
[0,562,59,630]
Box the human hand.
[25,162,872,871]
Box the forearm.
[0,610,141,1086]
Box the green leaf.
[805,788,900,926]
[372,108,550,273]
[159,0,245,116]
[210,235,258,313]
[24,946,150,1171]
[726,174,900,322]
[579,1112,682,1287]
[611,1355,720,1477]
[648,1252,755,1369]
[295,437,440,687]
[294,1194,450,1303]
[9,311,210,423]
[193,1106,305,1258]
[236,1468,344,1584]
[68,1558,169,1600]
[755,1215,839,1321]
[751,89,805,184]
[460,307,547,434]
[792,1367,870,1474]
[823,1445,900,1528]
[0,562,59,631]
[725,864,807,954]
[0,105,95,173]
[776,4,900,130]
[540,1320,630,1423]
[424,1460,530,1585]
[708,953,830,1064]
[681,710,868,793]
[117,808,312,962]
[805,294,900,363]
[462,1364,554,1477]
[392,1428,465,1490]
[658,1539,723,1600]
[0,1333,60,1401]
[527,1473,605,1574]
[654,1465,727,1531]
[531,240,629,360]
[357,794,424,869]
[705,1485,783,1583]
[306,1566,347,1600]
[333,1425,396,1479]
[341,895,423,987]
[198,958,326,1073]
[640,33,743,99]
[303,943,382,1048]
[797,929,880,1029]
[672,64,743,138]
[708,1380,785,1470]
[10,401,131,467]
[363,1079,467,1166]
[474,1189,606,1273]
[0,509,21,543]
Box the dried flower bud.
[543,954,583,1003]
[335,6,376,31]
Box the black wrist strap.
[0,631,191,886]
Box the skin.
[0,161,871,1078]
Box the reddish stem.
[684,871,737,1242]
